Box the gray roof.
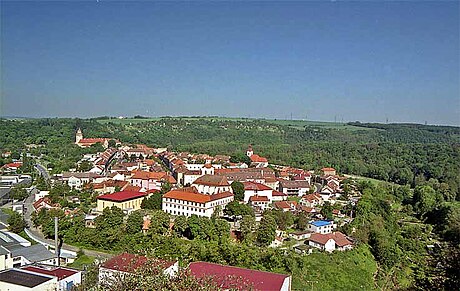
[9,244,55,262]
[0,269,53,288]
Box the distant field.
[96,116,374,131]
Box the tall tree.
[231,181,245,201]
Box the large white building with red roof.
[162,187,233,218]
[189,261,291,291]
[96,190,151,212]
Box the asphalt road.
[34,163,50,180]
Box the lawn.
[69,254,96,270]
[292,244,377,290]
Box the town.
[0,128,362,290]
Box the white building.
[162,188,234,218]
[242,181,273,203]
[308,220,336,234]
[279,180,310,197]
[308,232,353,252]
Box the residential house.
[300,193,323,208]
[189,261,291,291]
[321,167,337,176]
[33,197,59,212]
[21,264,81,291]
[1,162,23,173]
[308,232,353,252]
[308,220,336,234]
[99,253,178,285]
[249,195,270,210]
[273,201,298,212]
[243,181,273,203]
[130,171,176,191]
[0,268,58,290]
[289,230,312,240]
[279,180,310,197]
[61,172,102,190]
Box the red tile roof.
[243,181,272,191]
[102,253,176,273]
[250,154,268,163]
[2,162,23,168]
[189,261,290,291]
[22,266,78,281]
[249,195,270,202]
[97,191,147,202]
[309,232,352,247]
[272,191,287,197]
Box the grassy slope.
[292,245,377,290]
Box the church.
[75,128,112,148]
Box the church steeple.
[246,144,254,157]
[75,128,83,143]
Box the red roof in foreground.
[22,266,79,280]
[97,191,147,202]
[102,253,176,273]
[189,262,290,291]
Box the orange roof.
[250,154,268,163]
[309,232,352,247]
[243,181,272,191]
[321,167,336,172]
[249,195,270,202]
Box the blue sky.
[1,1,459,125]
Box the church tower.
[246,144,254,157]
[75,128,83,144]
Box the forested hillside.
[1,117,459,201]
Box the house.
[279,180,310,197]
[289,230,312,240]
[96,191,150,212]
[90,180,129,194]
[321,167,336,176]
[61,172,102,190]
[308,220,336,234]
[21,264,81,291]
[33,197,59,212]
[189,261,291,291]
[34,191,49,202]
[130,171,176,191]
[191,175,232,195]
[1,162,23,173]
[162,188,234,218]
[0,268,58,290]
[273,201,298,212]
[215,167,276,184]
[300,193,323,208]
[99,253,178,285]
[248,195,270,210]
[272,191,288,202]
[308,232,353,252]
[0,231,57,269]
[243,181,273,202]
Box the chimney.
[54,216,60,266]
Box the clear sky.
[1,1,459,125]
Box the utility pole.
[55,217,59,266]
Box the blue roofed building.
[308,220,337,234]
